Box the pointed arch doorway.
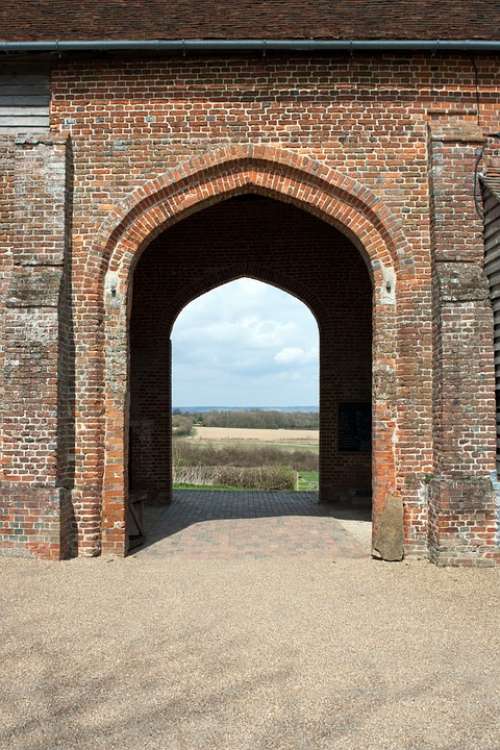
[127,194,373,547]
[88,147,403,559]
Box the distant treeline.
[173,409,319,430]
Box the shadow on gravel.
[3,614,466,750]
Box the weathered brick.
[0,51,499,565]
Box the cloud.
[172,278,319,406]
[274,346,318,365]
[174,315,297,349]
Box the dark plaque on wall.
[338,403,371,452]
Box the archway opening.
[127,194,372,551]
[171,277,320,493]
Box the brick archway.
[75,146,406,557]
[129,203,371,517]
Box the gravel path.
[1,550,499,750]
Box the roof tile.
[1,1,499,42]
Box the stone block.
[372,494,404,562]
[436,262,489,303]
[6,266,62,307]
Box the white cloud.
[174,315,297,349]
[274,346,318,365]
[172,278,319,407]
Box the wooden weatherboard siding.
[0,66,49,133]
[483,176,500,474]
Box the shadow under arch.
[165,265,329,338]
[73,146,403,557]
[121,184,379,296]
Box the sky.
[171,278,319,407]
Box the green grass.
[173,432,319,492]
[297,470,319,491]
[175,472,319,492]
[173,483,247,492]
[174,473,319,492]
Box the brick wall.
[0,134,74,558]
[0,51,499,562]
[428,126,499,565]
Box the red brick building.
[1,2,500,565]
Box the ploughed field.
[173,425,319,492]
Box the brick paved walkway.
[137,490,370,559]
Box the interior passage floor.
[136,489,371,559]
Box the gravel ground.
[1,553,500,750]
